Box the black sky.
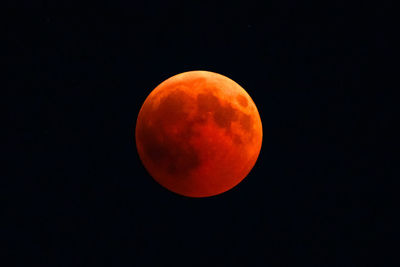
[5,1,394,266]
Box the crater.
[197,92,239,130]
[239,113,252,131]
[137,122,200,177]
[137,89,201,176]
[197,93,220,113]
[154,89,191,125]
[213,104,238,129]
[232,134,243,144]
[237,94,248,107]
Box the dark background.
[5,1,394,266]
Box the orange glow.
[135,71,262,197]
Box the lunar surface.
[135,71,262,197]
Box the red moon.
[135,71,262,197]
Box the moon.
[135,71,262,197]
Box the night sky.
[5,1,394,266]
